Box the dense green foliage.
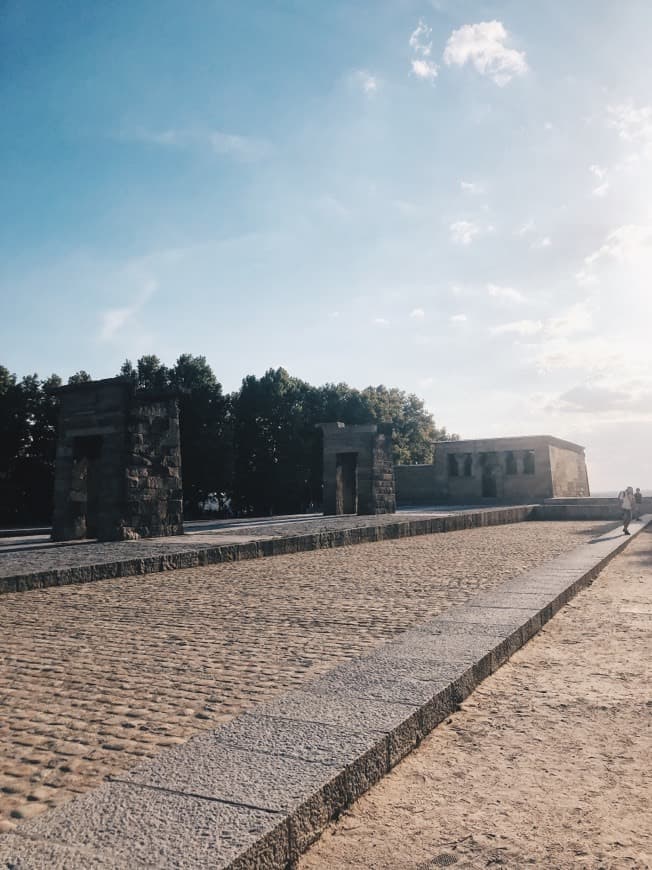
[0,357,454,524]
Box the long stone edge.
[2,516,648,869]
[0,506,535,595]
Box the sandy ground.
[300,525,652,870]
[0,521,612,831]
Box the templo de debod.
[395,435,590,505]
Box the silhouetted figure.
[618,486,635,534]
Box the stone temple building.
[395,435,590,505]
[319,422,396,515]
[51,378,184,541]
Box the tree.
[67,370,92,385]
[232,368,318,515]
[169,354,231,515]
[136,355,168,391]
[0,368,62,524]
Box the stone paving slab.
[0,782,290,870]
[0,506,534,594]
[4,517,647,868]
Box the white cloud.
[209,131,269,160]
[411,59,439,81]
[450,220,481,245]
[120,127,269,161]
[533,336,623,374]
[460,180,483,194]
[490,302,592,354]
[410,19,433,56]
[515,218,535,236]
[589,164,609,197]
[409,19,439,81]
[607,101,652,152]
[487,283,526,304]
[353,69,379,94]
[373,317,390,327]
[531,236,552,249]
[491,319,543,336]
[450,313,467,322]
[99,281,157,341]
[551,376,652,418]
[443,21,528,86]
[584,224,652,267]
[575,267,598,287]
[410,307,425,319]
[546,302,593,338]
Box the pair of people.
[618,486,641,534]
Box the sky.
[1,0,651,491]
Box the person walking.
[634,487,643,520]
[618,486,636,534]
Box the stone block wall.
[549,444,590,497]
[396,435,590,506]
[122,399,183,539]
[369,423,396,514]
[394,464,438,505]
[319,422,396,516]
[51,379,183,541]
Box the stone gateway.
[318,422,396,516]
[50,378,184,541]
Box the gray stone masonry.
[396,435,590,505]
[318,422,396,516]
[50,378,183,542]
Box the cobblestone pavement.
[300,526,652,870]
[0,521,611,831]
[0,511,444,576]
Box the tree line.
[0,355,454,526]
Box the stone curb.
[0,527,50,539]
[1,516,648,869]
[0,506,534,595]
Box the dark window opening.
[447,454,459,477]
[523,450,535,474]
[505,451,517,475]
[463,454,473,477]
[73,435,103,461]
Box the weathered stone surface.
[117,739,360,856]
[397,434,590,505]
[319,422,396,516]
[50,378,183,542]
[0,833,115,869]
[4,782,289,869]
[208,713,377,767]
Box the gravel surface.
[0,520,612,831]
[299,526,652,870]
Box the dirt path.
[300,526,652,870]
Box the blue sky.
[2,0,652,490]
